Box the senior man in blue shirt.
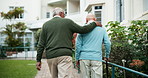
[75,13,111,78]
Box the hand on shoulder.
[94,21,102,27]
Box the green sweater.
[37,17,97,62]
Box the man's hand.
[36,62,41,71]
[76,60,80,68]
[94,21,102,27]
[104,57,109,62]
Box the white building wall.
[41,0,66,19]
[132,0,143,19]
[67,0,80,15]
[79,0,88,25]
[124,0,132,20]
[84,0,148,26]
[24,0,41,21]
[0,0,41,49]
[0,0,41,27]
[0,0,147,28]
[103,0,116,25]
[84,0,116,26]
[66,0,82,25]
[0,0,147,48]
[41,0,51,19]
[121,0,148,25]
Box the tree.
[35,29,42,45]
[106,21,133,65]
[128,20,148,74]
[1,8,27,47]
[1,8,24,20]
[106,20,148,77]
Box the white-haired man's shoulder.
[95,26,107,31]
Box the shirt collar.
[54,15,61,18]
[87,20,95,24]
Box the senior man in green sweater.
[36,7,102,78]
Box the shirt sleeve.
[75,34,83,61]
[69,19,97,34]
[36,25,46,62]
[103,29,111,58]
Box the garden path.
[35,59,80,78]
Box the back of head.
[53,7,64,17]
[86,13,96,23]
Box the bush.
[105,20,148,77]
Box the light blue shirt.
[75,26,111,62]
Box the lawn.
[0,60,37,78]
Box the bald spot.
[86,13,96,21]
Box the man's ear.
[60,12,65,18]
[86,19,88,23]
[94,18,97,21]
[59,12,62,17]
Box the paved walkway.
[35,59,51,78]
[35,59,80,78]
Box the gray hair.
[53,7,64,16]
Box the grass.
[0,60,37,78]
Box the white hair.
[53,7,64,16]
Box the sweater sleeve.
[36,25,46,62]
[69,19,97,34]
[103,29,111,58]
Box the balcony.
[48,0,67,6]
[66,12,84,25]
[85,0,105,11]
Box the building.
[0,0,148,49]
[0,0,42,50]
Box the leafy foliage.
[128,20,148,74]
[3,22,27,47]
[106,21,133,65]
[1,8,27,47]
[35,29,42,44]
[106,20,148,77]
[1,8,24,20]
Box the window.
[95,11,102,22]
[94,6,102,23]
[65,9,67,16]
[143,0,148,12]
[87,5,103,23]
[95,6,102,9]
[0,33,7,46]
[46,12,50,18]
[20,7,24,19]
[9,6,14,10]
[9,6,24,19]
[116,0,124,22]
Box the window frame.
[46,12,50,18]
[9,6,24,19]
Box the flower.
[130,59,145,67]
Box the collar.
[54,15,61,18]
[87,20,95,24]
